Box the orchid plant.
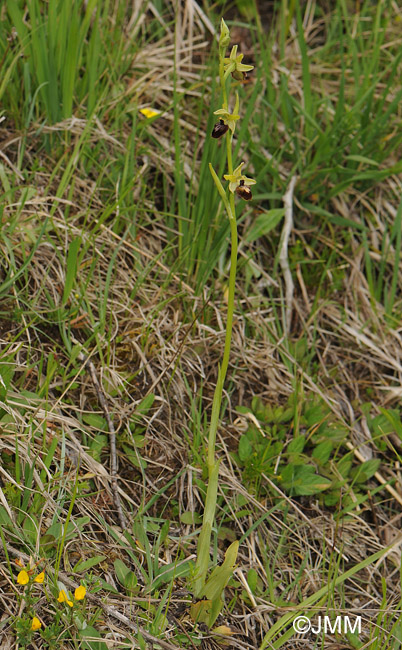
[190,18,255,631]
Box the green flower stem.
[226,132,234,176]
[207,199,237,468]
[220,58,233,176]
[219,46,228,111]
[204,165,238,467]
[194,164,238,598]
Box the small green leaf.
[41,518,90,549]
[83,414,107,430]
[132,393,155,421]
[78,625,109,650]
[121,443,147,469]
[324,491,342,507]
[114,558,138,592]
[236,405,253,415]
[94,577,119,594]
[287,437,305,454]
[89,434,108,462]
[74,555,107,572]
[180,511,202,525]
[238,435,253,460]
[281,464,331,496]
[0,506,13,527]
[377,408,402,439]
[23,515,38,543]
[337,456,352,477]
[350,459,381,483]
[151,559,192,591]
[312,440,333,464]
[233,508,252,517]
[247,568,258,593]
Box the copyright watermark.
[293,615,361,635]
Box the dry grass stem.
[279,176,297,334]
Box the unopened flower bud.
[219,18,230,50]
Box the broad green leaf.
[281,464,331,496]
[200,540,239,601]
[312,440,333,464]
[336,457,352,478]
[114,558,138,592]
[190,598,211,623]
[350,459,381,483]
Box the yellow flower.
[17,570,29,585]
[139,108,160,119]
[34,571,45,583]
[213,93,240,135]
[31,617,42,631]
[223,162,256,193]
[213,109,239,135]
[74,585,86,601]
[223,45,253,81]
[57,590,73,607]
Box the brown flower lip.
[211,119,229,139]
[235,179,252,200]
[232,70,247,82]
